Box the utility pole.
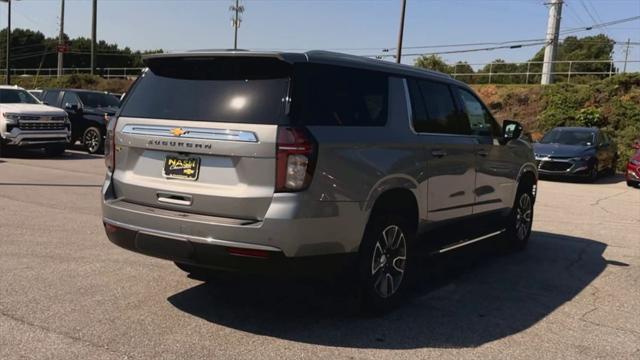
[395,0,407,64]
[2,0,11,84]
[541,0,563,85]
[91,0,96,75]
[57,0,65,78]
[229,0,244,50]
[623,38,631,73]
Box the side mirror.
[633,142,640,150]
[502,120,523,142]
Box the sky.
[1,0,639,70]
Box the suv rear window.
[291,64,389,126]
[119,57,292,124]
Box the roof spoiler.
[142,51,305,65]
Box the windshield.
[540,129,595,146]
[77,92,121,108]
[0,89,40,104]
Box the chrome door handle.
[477,150,489,157]
[431,149,447,158]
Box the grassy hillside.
[474,74,640,170]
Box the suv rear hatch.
[111,55,292,220]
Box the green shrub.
[575,107,604,127]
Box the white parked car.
[0,85,71,157]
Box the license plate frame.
[163,156,201,181]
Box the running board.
[431,229,506,255]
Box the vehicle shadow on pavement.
[168,231,607,349]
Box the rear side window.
[120,57,292,124]
[43,91,60,106]
[292,64,388,126]
[407,79,468,134]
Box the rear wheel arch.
[368,188,419,234]
[358,188,419,311]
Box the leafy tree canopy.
[0,28,162,71]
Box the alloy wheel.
[84,129,101,154]
[515,193,533,241]
[371,225,407,298]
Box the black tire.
[0,141,5,158]
[504,184,534,251]
[357,213,414,313]
[83,126,104,154]
[44,143,66,157]
[628,180,639,188]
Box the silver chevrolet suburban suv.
[102,51,537,310]
[1,85,71,157]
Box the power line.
[560,15,640,34]
[366,41,547,59]
[564,1,589,28]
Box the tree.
[0,27,161,73]
[477,59,527,84]
[450,61,475,82]
[530,34,616,82]
[414,54,453,74]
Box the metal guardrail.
[0,59,638,84]
[0,67,143,79]
[450,59,640,84]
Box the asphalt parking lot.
[1,150,639,360]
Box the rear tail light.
[104,116,117,172]
[276,127,317,192]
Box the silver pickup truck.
[0,85,71,157]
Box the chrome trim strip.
[432,230,506,254]
[103,218,282,252]
[121,124,258,143]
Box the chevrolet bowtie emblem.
[170,128,188,137]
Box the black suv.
[42,89,120,154]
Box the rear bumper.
[2,128,71,147]
[103,221,355,275]
[101,174,367,263]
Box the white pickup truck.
[0,85,71,157]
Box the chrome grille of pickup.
[18,121,67,131]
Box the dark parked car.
[534,127,617,181]
[626,144,640,188]
[41,89,120,154]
